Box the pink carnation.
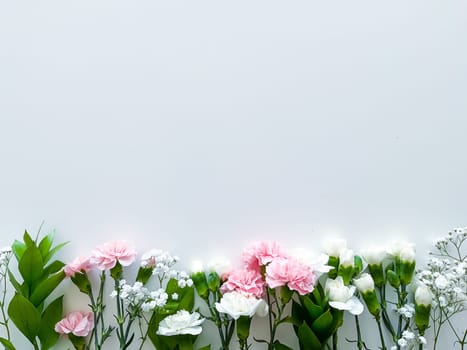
[220,269,265,298]
[64,256,93,278]
[55,311,94,337]
[265,257,290,289]
[242,241,286,272]
[90,240,137,270]
[266,257,317,295]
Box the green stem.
[354,315,363,350]
[433,308,443,350]
[376,316,387,350]
[332,331,338,350]
[137,314,150,350]
[378,286,396,341]
[266,289,274,350]
[0,267,11,340]
[114,279,126,350]
[207,291,228,348]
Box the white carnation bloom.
[361,247,387,265]
[207,257,231,277]
[353,273,375,293]
[323,238,347,257]
[157,310,205,336]
[339,248,354,268]
[325,277,363,315]
[215,291,268,320]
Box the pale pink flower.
[90,240,137,270]
[266,257,317,295]
[265,257,290,289]
[64,256,93,278]
[55,311,94,337]
[220,269,265,298]
[287,259,317,295]
[242,241,286,272]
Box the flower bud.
[353,273,380,317]
[327,256,339,279]
[323,238,347,258]
[396,258,415,286]
[367,264,385,288]
[386,269,400,289]
[190,261,209,300]
[362,247,387,266]
[415,284,432,334]
[415,284,432,307]
[207,271,221,292]
[353,273,375,294]
[390,241,416,285]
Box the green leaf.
[297,322,321,350]
[38,296,63,350]
[8,293,41,344]
[166,279,179,294]
[44,241,69,265]
[292,300,309,328]
[30,271,65,306]
[23,231,35,247]
[301,296,323,320]
[38,233,54,261]
[0,337,16,350]
[71,272,93,295]
[353,255,363,276]
[43,260,65,276]
[197,345,211,350]
[136,267,153,285]
[19,245,43,285]
[178,287,195,311]
[311,309,333,339]
[11,240,26,261]
[8,270,24,295]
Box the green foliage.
[291,283,343,350]
[8,231,66,350]
[0,337,16,350]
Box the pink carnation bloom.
[55,311,94,337]
[242,241,286,272]
[90,240,137,270]
[220,269,265,298]
[64,256,93,278]
[266,257,317,295]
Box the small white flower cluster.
[396,303,415,319]
[111,280,168,313]
[417,229,467,314]
[140,249,193,288]
[0,247,12,274]
[391,330,426,349]
[434,227,467,251]
[141,249,179,272]
[170,270,193,289]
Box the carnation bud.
[190,261,209,299]
[386,269,400,289]
[353,273,380,317]
[367,264,385,288]
[415,284,432,334]
[327,256,339,279]
[207,271,221,292]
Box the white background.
[1,1,466,349]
